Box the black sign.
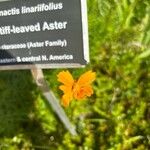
[0,0,89,69]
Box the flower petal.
[61,92,73,107]
[74,85,93,100]
[57,71,74,86]
[59,85,72,93]
[77,71,96,86]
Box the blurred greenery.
[0,0,150,149]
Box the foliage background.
[0,0,150,149]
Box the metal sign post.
[31,67,77,135]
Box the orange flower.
[57,70,96,107]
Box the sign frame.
[0,0,89,70]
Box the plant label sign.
[0,0,89,70]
